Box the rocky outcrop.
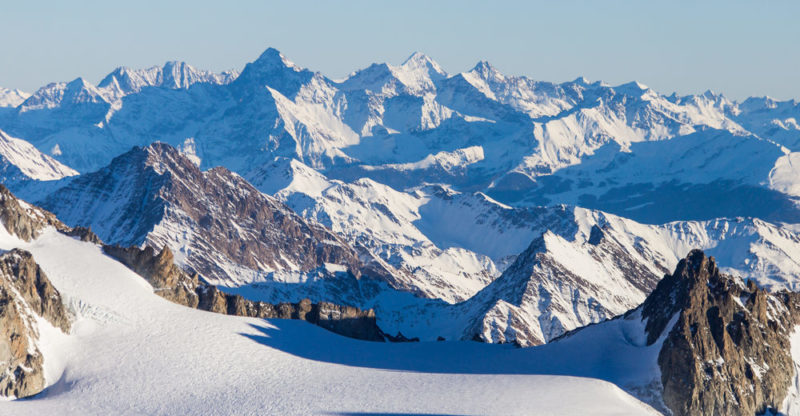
[196,286,384,341]
[103,245,200,308]
[63,226,102,244]
[0,184,68,241]
[41,143,406,306]
[35,143,427,326]
[0,249,71,398]
[104,244,385,342]
[0,184,102,246]
[641,250,800,416]
[3,179,386,344]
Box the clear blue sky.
[1,0,798,100]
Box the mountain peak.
[635,248,800,415]
[258,47,282,59]
[232,47,315,98]
[339,52,447,94]
[402,51,430,64]
[254,47,300,70]
[159,61,204,89]
[142,141,181,156]
[676,248,714,278]
[400,51,445,75]
[161,60,186,70]
[0,87,30,108]
[401,52,447,80]
[641,249,719,343]
[139,142,198,174]
[471,60,493,72]
[42,141,389,291]
[615,81,650,95]
[65,77,92,89]
[469,60,503,81]
[99,60,237,95]
[95,142,199,181]
[572,76,590,85]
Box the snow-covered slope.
[0,87,30,108]
[0,129,78,182]
[505,128,800,223]
[249,157,548,302]
[368,206,800,346]
[6,191,799,415]
[731,96,800,149]
[0,223,657,415]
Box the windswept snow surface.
[0,227,659,415]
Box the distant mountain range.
[2,48,800,342]
[3,48,800,414]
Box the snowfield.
[1,227,658,415]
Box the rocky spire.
[0,249,71,398]
[642,249,799,416]
[0,184,68,241]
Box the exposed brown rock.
[1,183,386,343]
[104,244,386,342]
[40,144,400,288]
[642,249,799,416]
[0,185,103,248]
[0,249,71,398]
[103,245,200,308]
[64,226,102,244]
[0,184,68,241]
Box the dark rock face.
[42,143,401,295]
[0,184,101,246]
[103,245,201,308]
[0,184,68,241]
[63,226,102,244]
[642,250,800,416]
[104,244,385,342]
[3,176,387,344]
[0,249,71,398]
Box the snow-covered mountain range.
[1,47,799,336]
[2,187,799,415]
[2,48,800,223]
[0,201,659,414]
[3,47,800,414]
[15,141,800,351]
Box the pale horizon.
[2,0,799,101]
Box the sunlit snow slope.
[0,226,657,415]
[0,129,77,182]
